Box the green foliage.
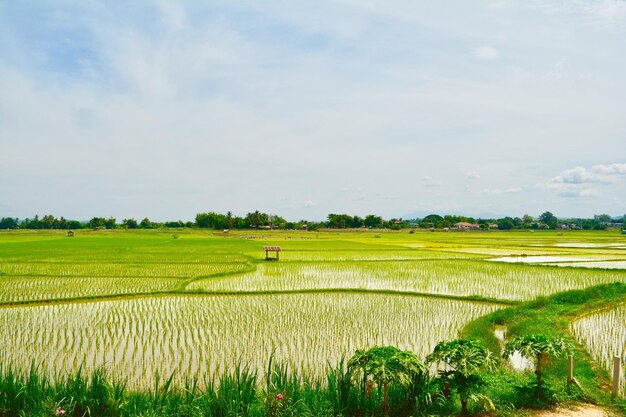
[427,339,498,415]
[347,347,430,415]
[503,335,573,365]
[503,335,574,391]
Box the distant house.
[455,222,479,230]
[67,230,74,237]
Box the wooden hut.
[67,230,74,237]
[263,246,281,261]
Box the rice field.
[1,228,625,392]
[0,294,500,388]
[0,263,251,302]
[188,260,626,301]
[571,303,626,397]
[0,262,249,278]
[0,276,180,303]
[539,261,626,270]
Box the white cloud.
[551,166,594,184]
[549,163,626,185]
[483,187,522,195]
[542,163,626,199]
[592,163,626,176]
[2,2,626,220]
[472,46,498,60]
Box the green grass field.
[1,228,625,393]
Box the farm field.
[0,293,499,388]
[1,228,625,390]
[571,303,626,398]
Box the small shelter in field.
[263,246,281,261]
[67,230,74,237]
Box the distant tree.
[497,217,515,230]
[593,214,612,223]
[139,217,153,229]
[245,210,269,228]
[225,211,235,229]
[164,220,184,228]
[522,214,534,226]
[55,216,68,229]
[67,220,83,229]
[364,215,383,228]
[0,217,19,229]
[351,216,364,228]
[104,217,117,229]
[122,218,138,229]
[195,213,210,228]
[88,217,106,229]
[327,214,353,229]
[421,214,443,229]
[41,214,56,229]
[539,211,558,229]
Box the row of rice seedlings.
[435,247,568,256]
[571,303,626,397]
[188,260,626,301]
[489,256,625,264]
[259,249,486,261]
[0,262,249,278]
[0,294,500,389]
[0,252,250,264]
[0,276,181,303]
[540,261,626,270]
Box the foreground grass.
[462,282,626,415]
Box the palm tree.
[503,334,573,388]
[348,346,426,416]
[427,339,498,416]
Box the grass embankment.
[462,282,626,414]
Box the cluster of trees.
[0,215,84,230]
[0,215,186,230]
[344,334,573,416]
[195,211,292,230]
[325,214,390,229]
[1,211,623,231]
[406,212,623,231]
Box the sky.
[1,1,625,222]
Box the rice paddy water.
[1,229,625,390]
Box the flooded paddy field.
[1,229,625,387]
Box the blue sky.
[1,1,625,221]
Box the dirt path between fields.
[533,404,613,417]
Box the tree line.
[0,211,623,231]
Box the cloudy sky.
[1,1,625,221]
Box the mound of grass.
[462,282,626,413]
